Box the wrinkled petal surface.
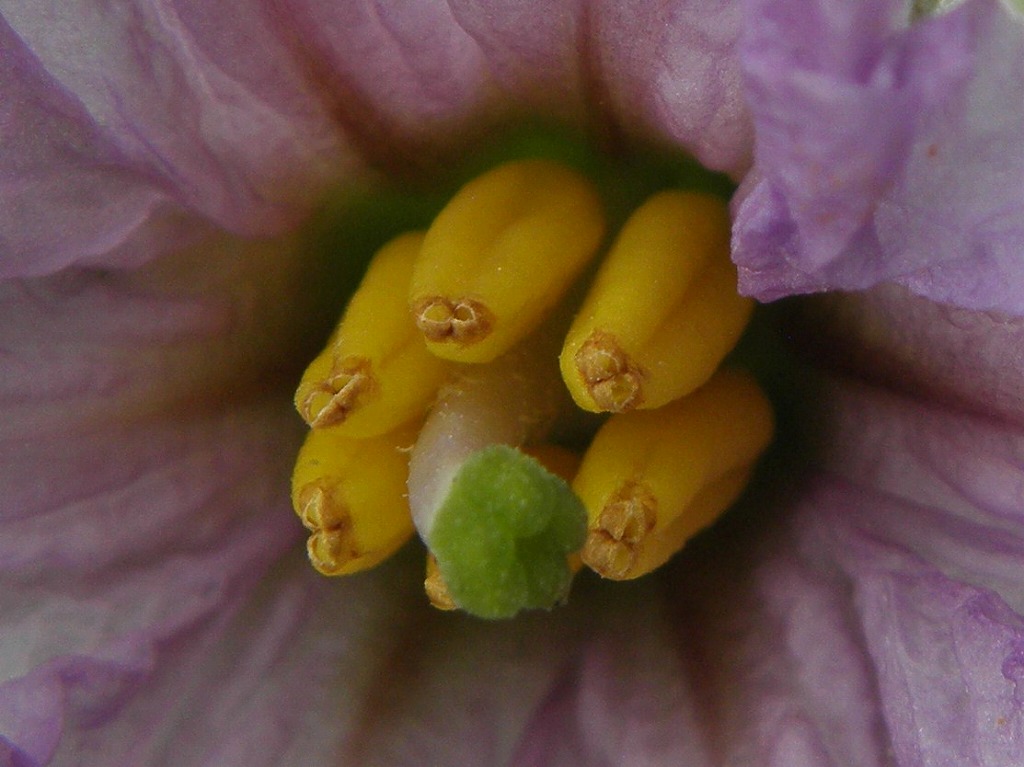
[0,0,750,279]
[733,0,1024,314]
[0,232,339,764]
[0,1,356,278]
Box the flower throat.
[291,139,773,619]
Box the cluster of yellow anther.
[291,158,773,603]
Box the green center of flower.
[290,130,774,619]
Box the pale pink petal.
[0,14,173,279]
[262,0,496,168]
[0,231,330,761]
[587,0,753,175]
[1,0,753,278]
[733,0,1024,313]
[0,0,356,277]
[0,399,305,766]
[421,0,752,174]
[791,284,1024,428]
[32,554,426,766]
[0,227,316,436]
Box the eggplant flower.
[2,0,1023,765]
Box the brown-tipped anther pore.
[581,481,657,580]
[424,555,457,611]
[298,356,376,429]
[412,296,494,345]
[297,484,358,576]
[575,331,645,412]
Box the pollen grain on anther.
[424,554,457,611]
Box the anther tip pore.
[573,330,645,412]
[412,296,494,346]
[581,482,657,580]
[428,445,587,619]
[296,485,358,576]
[296,357,377,429]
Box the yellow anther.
[291,424,418,576]
[573,370,773,580]
[560,191,753,413]
[295,232,449,438]
[629,465,753,577]
[410,159,606,364]
[424,554,457,611]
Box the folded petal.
[0,1,356,278]
[733,0,1024,314]
[18,552,431,767]
[800,380,1024,766]
[0,226,324,437]
[0,13,173,280]
[0,230,339,762]
[0,397,313,764]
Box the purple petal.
[444,0,752,175]
[0,1,354,278]
[2,1,754,279]
[801,380,1024,765]
[733,0,1024,314]
[0,232,326,761]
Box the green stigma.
[428,446,587,620]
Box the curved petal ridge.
[793,286,1024,430]
[734,0,1024,314]
[817,380,1024,613]
[0,13,170,279]
[801,477,1024,767]
[612,0,752,175]
[22,553,424,767]
[0,0,356,271]
[260,0,495,171]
